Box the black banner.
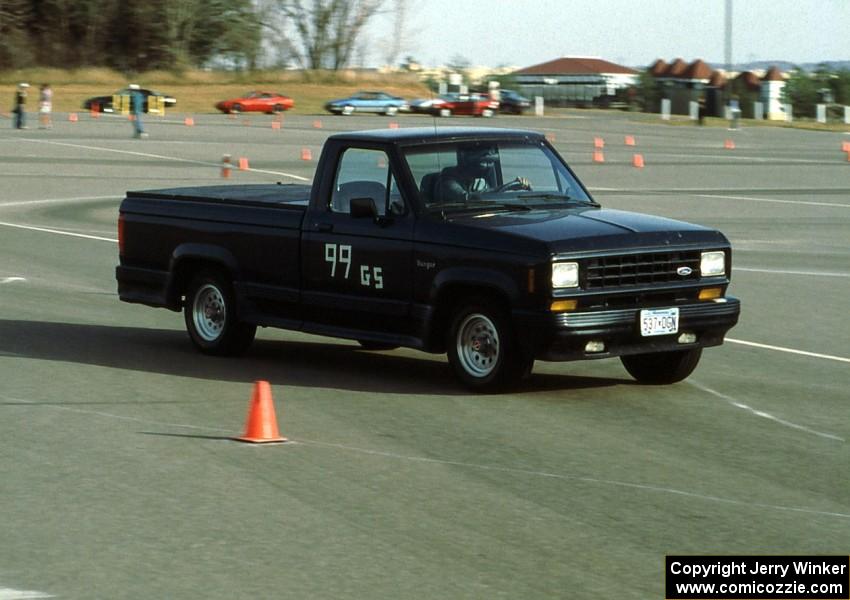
[666,556,849,599]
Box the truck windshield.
[404,140,595,211]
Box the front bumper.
[515,297,741,361]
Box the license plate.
[640,308,679,337]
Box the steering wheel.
[496,177,532,192]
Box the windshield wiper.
[427,201,531,215]
[515,192,581,202]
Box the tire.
[357,340,399,351]
[385,106,398,116]
[231,103,243,114]
[620,348,702,385]
[342,105,355,116]
[446,298,533,391]
[439,108,451,118]
[184,270,256,356]
[272,104,284,114]
[481,108,494,118]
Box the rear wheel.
[620,348,702,384]
[446,298,532,391]
[231,103,243,114]
[272,104,284,114]
[342,105,355,116]
[184,270,256,355]
[439,108,451,117]
[481,108,494,118]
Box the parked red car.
[215,91,295,114]
[436,93,499,117]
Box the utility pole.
[724,0,732,72]
[724,0,733,105]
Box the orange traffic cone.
[235,381,286,444]
[301,148,312,161]
[238,157,249,171]
[632,154,645,168]
[184,116,194,126]
[313,119,323,129]
[545,133,556,143]
[842,141,850,153]
[624,135,636,146]
[592,150,605,163]
[388,121,399,129]
[594,137,605,149]
[221,154,232,178]
[68,113,78,122]
[271,120,282,130]
[724,139,735,150]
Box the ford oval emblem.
[677,266,693,277]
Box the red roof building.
[512,57,639,107]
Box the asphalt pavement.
[1,109,848,599]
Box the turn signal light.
[550,299,578,312]
[699,287,722,300]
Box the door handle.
[317,222,334,232]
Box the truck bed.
[127,183,311,208]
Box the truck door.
[301,146,414,338]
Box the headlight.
[700,251,726,277]
[552,262,579,288]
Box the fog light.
[550,299,578,312]
[699,287,722,300]
[678,332,697,344]
[584,340,606,353]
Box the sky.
[368,0,850,69]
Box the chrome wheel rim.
[456,313,500,377]
[193,284,226,341]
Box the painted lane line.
[735,267,850,278]
[0,195,117,209]
[690,381,844,442]
[295,437,850,520]
[0,220,117,243]
[0,587,54,599]
[4,392,847,520]
[19,138,311,182]
[727,338,850,365]
[694,193,850,209]
[1,277,26,284]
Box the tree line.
[0,0,392,73]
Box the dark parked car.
[498,90,531,114]
[83,88,177,114]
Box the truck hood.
[445,206,728,254]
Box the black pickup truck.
[117,127,740,390]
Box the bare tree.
[273,0,383,70]
[382,0,408,68]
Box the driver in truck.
[435,144,530,203]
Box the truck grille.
[585,250,701,289]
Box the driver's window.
[330,148,403,216]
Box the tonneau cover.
[127,183,310,208]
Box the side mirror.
[350,196,379,219]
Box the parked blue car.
[324,91,408,116]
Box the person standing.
[13,83,29,129]
[38,83,53,129]
[129,84,147,138]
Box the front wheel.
[620,348,702,384]
[446,299,532,391]
[184,270,256,355]
[231,103,243,114]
